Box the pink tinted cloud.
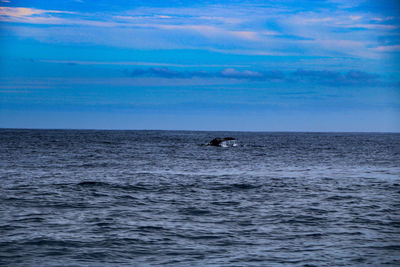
[374,45,400,52]
[0,7,74,17]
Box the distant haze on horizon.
[0,0,399,132]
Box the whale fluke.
[208,137,237,147]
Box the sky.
[0,0,399,131]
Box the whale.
[208,137,237,147]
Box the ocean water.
[0,129,399,266]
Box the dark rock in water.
[208,137,237,146]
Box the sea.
[1,129,399,266]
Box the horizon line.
[1,127,398,134]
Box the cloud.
[140,24,260,41]
[293,69,380,86]
[290,12,399,32]
[0,7,259,41]
[0,7,74,17]
[125,67,382,86]
[371,16,394,22]
[373,45,400,52]
[129,68,199,79]
[0,6,78,25]
[125,67,285,81]
[40,60,247,68]
[1,3,399,59]
[349,15,362,21]
[345,23,398,30]
[220,68,263,79]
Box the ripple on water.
[1,130,399,266]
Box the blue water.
[1,129,399,266]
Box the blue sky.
[0,0,399,131]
